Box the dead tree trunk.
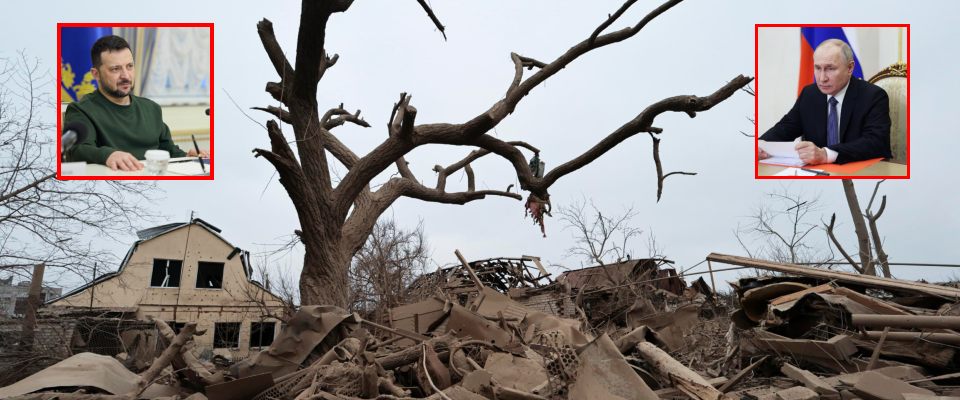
[865,180,891,278]
[300,235,352,307]
[841,180,874,275]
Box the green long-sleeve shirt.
[64,91,186,164]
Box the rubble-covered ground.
[2,254,960,400]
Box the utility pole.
[90,262,97,309]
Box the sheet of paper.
[759,140,804,166]
[760,156,806,167]
[773,167,824,176]
[164,158,209,176]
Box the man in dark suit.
[759,39,891,165]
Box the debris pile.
[2,252,959,400]
[712,253,960,399]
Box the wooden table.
[758,161,907,177]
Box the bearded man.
[64,35,202,171]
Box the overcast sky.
[2,0,958,293]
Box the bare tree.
[735,187,834,265]
[349,219,429,321]
[825,179,891,277]
[557,198,643,267]
[0,52,162,283]
[251,0,752,306]
[245,255,299,321]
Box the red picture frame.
[754,24,909,180]
[56,22,215,180]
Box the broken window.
[249,321,276,348]
[150,259,183,287]
[213,322,240,348]
[196,262,225,289]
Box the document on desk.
[166,158,209,176]
[773,167,825,176]
[758,140,805,167]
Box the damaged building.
[47,218,286,357]
[0,277,61,317]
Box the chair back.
[868,63,908,164]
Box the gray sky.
[2,0,958,292]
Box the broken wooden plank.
[635,341,724,400]
[852,371,935,400]
[753,331,857,363]
[830,287,913,315]
[133,322,198,396]
[719,356,768,393]
[656,377,728,398]
[867,327,891,371]
[769,283,835,306]
[455,249,486,290]
[780,363,840,399]
[775,386,819,400]
[706,253,960,299]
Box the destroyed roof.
[136,218,221,241]
[557,258,683,294]
[46,218,260,305]
[406,256,552,296]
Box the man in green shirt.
[64,35,204,171]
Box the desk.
[65,157,210,177]
[758,161,907,177]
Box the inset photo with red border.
[755,24,908,179]
[57,23,214,180]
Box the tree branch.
[333,0,749,221]
[488,0,685,120]
[0,173,53,204]
[252,106,290,124]
[649,132,695,202]
[508,53,547,94]
[589,0,640,44]
[257,19,294,102]
[433,141,538,192]
[454,75,749,201]
[842,179,874,275]
[866,180,890,278]
[415,0,447,40]
[825,213,864,274]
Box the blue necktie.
[827,97,839,146]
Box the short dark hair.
[90,35,131,68]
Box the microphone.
[61,122,88,156]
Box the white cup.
[144,150,171,175]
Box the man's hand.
[795,141,828,165]
[758,148,770,160]
[106,151,143,171]
[187,149,209,157]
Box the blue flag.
[61,27,112,103]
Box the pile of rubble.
[2,253,959,400]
